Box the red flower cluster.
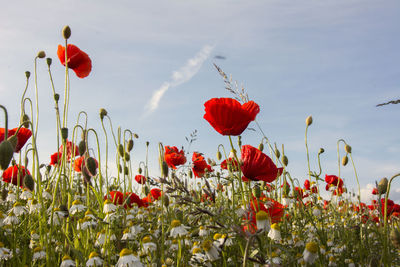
[58,140,79,161]
[57,44,92,78]
[220,157,239,171]
[192,152,212,178]
[50,152,63,166]
[134,174,146,184]
[2,165,29,186]
[105,191,148,209]
[203,98,260,136]
[241,145,283,183]
[164,146,186,169]
[0,127,32,153]
[304,179,318,194]
[325,175,344,195]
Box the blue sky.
[1,1,399,201]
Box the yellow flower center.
[256,210,269,221]
[104,199,112,205]
[271,252,278,258]
[89,252,99,259]
[62,255,71,261]
[72,199,81,205]
[119,248,133,257]
[306,241,318,253]
[213,233,222,240]
[171,219,181,228]
[192,247,201,254]
[202,240,213,252]
[142,236,151,243]
[33,247,42,253]
[271,223,279,230]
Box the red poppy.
[125,192,147,208]
[50,152,63,166]
[164,146,186,169]
[372,188,378,195]
[192,152,213,178]
[150,188,162,200]
[220,158,239,171]
[0,127,32,153]
[2,165,30,186]
[304,179,318,194]
[203,98,260,136]
[325,174,344,195]
[107,191,124,205]
[74,156,98,177]
[134,174,146,184]
[59,140,79,161]
[240,145,283,183]
[57,44,92,78]
[74,156,84,172]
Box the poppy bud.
[162,194,169,208]
[124,152,130,162]
[25,71,30,79]
[378,177,388,194]
[54,94,60,102]
[306,115,313,126]
[117,144,124,157]
[138,167,142,174]
[85,157,97,176]
[319,148,325,154]
[216,151,222,161]
[1,188,7,201]
[22,114,30,128]
[78,140,86,156]
[342,155,348,166]
[23,174,35,191]
[344,144,352,153]
[61,128,68,140]
[133,133,139,139]
[188,169,193,178]
[7,135,18,150]
[99,108,107,120]
[24,156,29,167]
[258,142,264,152]
[390,228,400,249]
[62,25,71,40]
[253,184,261,198]
[37,51,46,58]
[124,166,129,175]
[0,140,14,170]
[274,144,280,159]
[118,164,122,173]
[46,57,52,66]
[238,136,242,147]
[161,161,169,178]
[126,139,134,152]
[282,155,289,167]
[144,186,150,195]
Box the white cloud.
[145,44,214,114]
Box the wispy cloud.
[145,44,214,114]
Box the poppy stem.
[0,105,9,140]
[228,135,246,207]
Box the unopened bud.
[25,71,30,79]
[62,25,71,39]
[85,157,97,176]
[99,108,107,120]
[162,194,169,207]
[126,139,134,152]
[61,128,68,140]
[378,177,388,194]
[46,58,52,66]
[117,144,124,157]
[274,144,280,159]
[133,133,139,139]
[37,51,46,58]
[138,167,142,174]
[306,115,313,126]
[188,169,193,178]
[0,140,14,170]
[23,174,35,191]
[258,142,264,152]
[253,185,261,199]
[118,164,122,173]
[344,144,352,153]
[161,161,169,178]
[124,166,129,175]
[144,186,150,196]
[22,114,30,128]
[319,148,325,154]
[78,140,86,156]
[238,136,242,147]
[216,151,222,161]
[282,155,288,167]
[54,93,60,102]
[124,152,130,162]
[342,155,348,166]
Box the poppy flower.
[203,98,260,136]
[59,140,79,161]
[2,165,30,186]
[50,152,63,166]
[240,145,283,183]
[134,174,146,184]
[220,158,239,171]
[192,152,213,178]
[105,191,124,205]
[164,146,186,169]
[0,127,32,153]
[125,192,146,208]
[57,44,92,78]
[372,188,379,195]
[304,179,318,194]
[150,188,162,200]
[325,174,344,195]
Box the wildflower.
[6,190,16,202]
[32,246,46,260]
[10,201,27,216]
[20,188,33,200]
[0,242,11,260]
[2,164,29,186]
[192,152,213,178]
[116,248,143,267]
[50,152,63,166]
[268,251,282,265]
[58,140,79,161]
[220,157,239,172]
[256,210,271,232]
[134,174,146,184]
[3,211,19,225]
[202,239,220,261]
[29,199,40,213]
[199,226,209,237]
[60,255,76,267]
[69,199,86,215]
[142,236,157,253]
[240,145,283,182]
[121,228,134,241]
[43,189,52,200]
[48,208,64,225]
[95,230,116,246]
[170,219,189,238]
[325,175,344,195]
[303,241,319,264]
[203,97,260,136]
[86,252,103,267]
[190,247,209,266]
[57,44,92,78]
[164,146,187,169]
[268,223,281,242]
[0,127,32,152]
[103,199,117,213]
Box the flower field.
[0,26,399,267]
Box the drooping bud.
[54,93,60,102]
[133,133,139,139]
[318,148,325,154]
[37,51,46,58]
[25,71,30,79]
[161,161,169,178]
[85,157,97,176]
[62,25,71,40]
[124,152,130,162]
[0,140,14,170]
[216,150,222,161]
[118,164,122,173]
[124,166,129,175]
[344,144,352,153]
[61,128,68,140]
[238,136,242,147]
[126,139,134,152]
[138,167,142,174]
[117,144,124,157]
[378,177,388,194]
[282,155,289,167]
[342,155,348,166]
[7,135,18,151]
[46,58,52,66]
[78,140,86,156]
[258,142,264,152]
[274,143,280,159]
[306,115,313,126]
[99,108,107,120]
[23,174,35,191]
[22,114,30,128]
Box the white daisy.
[116,248,143,267]
[170,220,189,238]
[86,252,103,267]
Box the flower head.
[2,165,29,186]
[164,146,186,169]
[192,152,212,178]
[0,127,32,153]
[203,98,260,136]
[57,44,92,78]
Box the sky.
[0,0,399,202]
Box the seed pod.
[37,51,46,58]
[46,58,52,66]
[216,151,222,161]
[258,142,264,152]
[126,139,134,152]
[99,108,107,120]
[124,152,130,162]
[342,155,348,166]
[25,71,31,79]
[344,144,352,153]
[61,128,68,140]
[378,177,388,195]
[117,144,124,157]
[306,115,313,126]
[23,174,35,191]
[282,155,289,167]
[22,114,30,128]
[62,25,71,39]
[78,140,86,156]
[0,140,14,170]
